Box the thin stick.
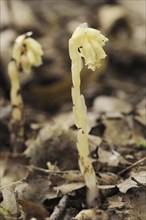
[118,157,146,176]
[22,165,81,175]
[49,195,68,220]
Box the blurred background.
[1,0,146,111]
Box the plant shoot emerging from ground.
[69,23,108,207]
[8,32,43,152]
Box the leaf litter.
[0,0,146,219]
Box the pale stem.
[69,23,107,207]
[71,58,98,207]
[8,60,24,153]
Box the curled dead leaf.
[118,171,146,193]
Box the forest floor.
[0,0,146,219]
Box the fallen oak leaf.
[118,171,146,193]
[118,178,138,193]
[107,195,124,209]
[130,172,146,187]
[131,177,146,187]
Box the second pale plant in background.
[8,32,43,152]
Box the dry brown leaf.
[25,123,101,170]
[118,171,146,193]
[74,208,108,220]
[59,171,83,183]
[98,147,121,167]
[15,168,83,203]
[130,171,146,185]
[1,1,11,28]
[10,0,40,32]
[19,198,50,220]
[93,96,132,114]
[132,126,146,145]
[103,117,132,146]
[98,172,120,185]
[0,152,28,187]
[54,182,85,195]
[118,178,138,193]
[0,188,19,216]
[92,97,145,146]
[107,195,124,209]
[15,172,55,203]
[25,123,78,169]
[98,5,127,34]
[125,187,146,220]
[134,108,146,127]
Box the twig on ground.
[118,157,146,176]
[22,165,81,175]
[49,195,68,220]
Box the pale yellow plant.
[12,32,43,74]
[69,23,108,207]
[8,32,43,152]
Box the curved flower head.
[12,32,43,74]
[69,23,108,71]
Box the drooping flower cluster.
[69,23,108,72]
[12,32,43,73]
